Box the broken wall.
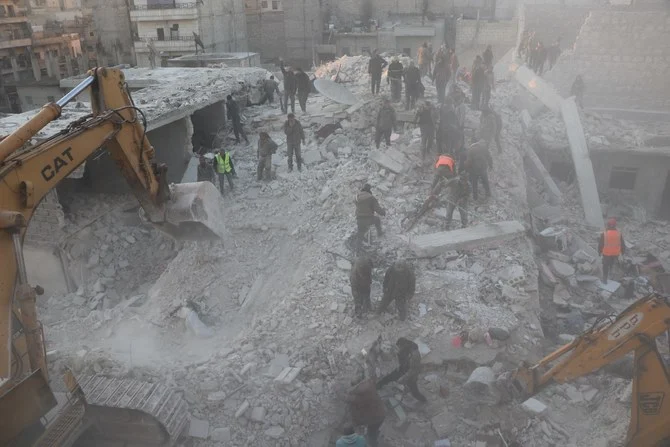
[522,4,592,48]
[90,0,136,66]
[283,0,322,68]
[247,11,286,61]
[25,190,66,246]
[202,0,249,52]
[545,10,670,110]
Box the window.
[271,0,279,9]
[25,96,33,105]
[609,167,637,190]
[261,0,268,7]
[47,96,56,102]
[170,24,179,40]
[156,28,165,41]
[89,31,95,37]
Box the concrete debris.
[514,65,562,113]
[210,427,232,442]
[368,149,410,174]
[188,418,210,439]
[549,260,576,279]
[250,406,266,422]
[465,366,499,404]
[336,258,352,271]
[235,400,250,419]
[264,426,285,439]
[522,398,548,416]
[274,366,303,384]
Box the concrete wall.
[25,190,65,246]
[201,0,248,52]
[90,0,136,65]
[283,0,322,68]
[454,17,517,62]
[16,85,63,111]
[246,10,286,61]
[522,4,592,48]
[591,150,670,217]
[545,10,670,110]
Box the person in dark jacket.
[197,155,215,184]
[403,61,422,110]
[257,132,278,181]
[471,58,486,111]
[283,113,305,171]
[280,59,297,114]
[465,139,492,200]
[295,67,311,112]
[415,100,435,160]
[571,75,585,108]
[483,44,494,67]
[356,184,386,249]
[350,256,373,318]
[261,76,281,105]
[377,337,426,402]
[377,262,415,321]
[437,98,461,155]
[347,379,385,447]
[226,95,249,144]
[375,98,396,148]
[433,48,451,104]
[387,57,404,102]
[368,49,387,95]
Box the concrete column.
[81,51,89,71]
[10,56,20,82]
[45,52,54,78]
[64,53,74,76]
[30,53,41,81]
[52,53,61,80]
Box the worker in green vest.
[213,149,235,194]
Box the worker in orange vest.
[598,218,625,283]
[431,154,455,190]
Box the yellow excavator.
[0,68,225,446]
[500,292,670,446]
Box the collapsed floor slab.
[514,65,562,114]
[408,221,526,257]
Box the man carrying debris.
[377,261,415,321]
[280,59,297,114]
[336,427,367,447]
[375,97,396,149]
[347,378,385,447]
[465,139,492,200]
[257,131,278,181]
[350,256,373,318]
[368,49,387,95]
[377,337,426,402]
[598,218,625,283]
[197,155,215,184]
[387,57,404,103]
[356,184,386,248]
[403,61,422,111]
[213,149,235,194]
[415,100,435,160]
[283,113,305,172]
[295,67,311,113]
[226,95,249,144]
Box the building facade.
[131,0,248,68]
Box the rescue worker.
[415,100,435,160]
[571,75,585,108]
[598,218,625,283]
[454,89,468,164]
[449,48,459,81]
[437,98,461,155]
[387,57,404,103]
[433,47,451,103]
[533,41,547,75]
[403,61,422,110]
[481,64,494,110]
[471,56,487,110]
[465,139,492,200]
[483,44,494,67]
[431,154,456,190]
[356,184,386,248]
[226,95,249,144]
[295,67,311,113]
[376,337,426,402]
[435,173,470,230]
[336,427,367,447]
[347,378,385,447]
[283,113,305,172]
[377,261,415,321]
[350,256,373,318]
[257,131,278,181]
[213,149,235,194]
[197,155,215,184]
[547,37,561,70]
[375,97,396,149]
[261,75,281,104]
[418,42,431,77]
[479,105,498,150]
[280,59,297,113]
[368,49,387,95]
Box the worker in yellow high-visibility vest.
[213,149,236,194]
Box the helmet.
[607,218,617,228]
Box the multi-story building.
[130,0,248,67]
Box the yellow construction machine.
[0,67,224,446]
[500,292,670,446]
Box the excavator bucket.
[153,181,226,241]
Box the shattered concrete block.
[549,259,575,279]
[336,258,352,271]
[188,417,210,439]
[235,400,250,419]
[409,221,525,257]
[250,406,266,422]
[388,397,407,422]
[210,427,231,442]
[573,249,596,264]
[548,251,571,263]
[368,149,409,174]
[431,410,458,438]
[598,280,621,294]
[522,397,548,416]
[264,426,285,439]
[464,366,499,405]
[274,366,302,384]
[302,150,324,165]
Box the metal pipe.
[56,75,95,108]
[11,232,28,285]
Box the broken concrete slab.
[549,259,575,278]
[511,89,546,117]
[598,280,621,294]
[395,110,416,123]
[368,148,410,174]
[560,98,604,229]
[514,65,562,113]
[409,221,525,257]
[523,141,562,205]
[210,427,232,442]
[531,204,565,225]
[423,340,498,366]
[493,47,517,81]
[431,410,458,438]
[302,150,324,165]
[464,366,499,404]
[188,417,210,439]
[274,366,303,384]
[522,397,548,416]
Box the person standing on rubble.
[449,48,459,82]
[403,61,422,110]
[433,173,470,230]
[350,256,373,318]
[437,98,461,155]
[599,218,625,283]
[483,44,494,67]
[433,47,451,103]
[415,100,435,160]
[547,37,561,71]
[377,261,416,321]
[261,75,281,105]
[375,97,396,149]
[479,105,498,151]
[197,155,216,184]
[571,75,585,108]
[295,67,311,113]
[377,337,426,402]
[280,59,297,114]
[368,49,387,95]
[347,378,385,447]
[213,149,235,194]
[356,184,386,249]
[256,131,278,181]
[431,153,456,190]
[471,56,486,110]
[534,41,547,75]
[481,63,495,110]
[226,95,249,144]
[418,42,431,77]
[387,57,404,103]
[465,139,492,200]
[283,113,305,172]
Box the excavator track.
[38,375,189,447]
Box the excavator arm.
[504,293,670,446]
[0,67,222,444]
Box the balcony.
[130,2,198,21]
[0,35,32,50]
[0,13,29,25]
[133,35,197,53]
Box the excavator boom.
[0,67,222,445]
